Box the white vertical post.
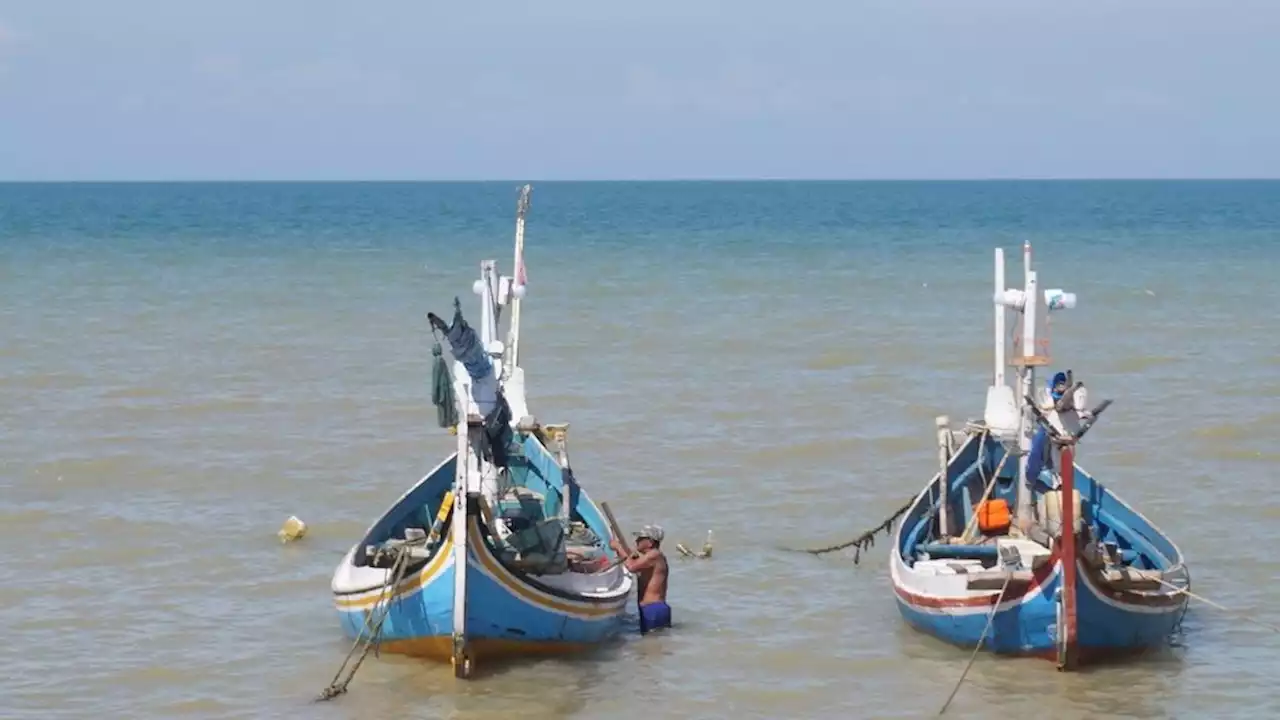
[508,185,531,369]
[451,382,470,673]
[935,416,951,538]
[477,261,496,350]
[1015,243,1038,525]
[993,248,1006,388]
[1023,270,1038,363]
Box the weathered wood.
[1098,567,1164,591]
[966,570,1034,590]
[599,501,632,556]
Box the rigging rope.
[1155,577,1280,634]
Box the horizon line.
[2,177,1280,184]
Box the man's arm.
[623,549,661,573]
[608,539,660,572]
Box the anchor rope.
[315,542,418,702]
[1155,576,1280,634]
[937,572,1011,716]
[785,425,994,563]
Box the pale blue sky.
[0,1,1275,180]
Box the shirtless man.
[610,524,671,634]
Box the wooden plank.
[599,501,632,557]
[1098,567,1164,591]
[966,570,1034,590]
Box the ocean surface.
[2,181,1278,720]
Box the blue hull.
[332,432,633,664]
[893,556,1186,661]
[334,523,628,660]
[890,429,1190,666]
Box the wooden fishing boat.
[330,186,633,679]
[890,243,1190,670]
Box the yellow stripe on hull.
[375,636,596,661]
[465,517,626,619]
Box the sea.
[1,180,1277,720]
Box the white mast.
[993,248,1006,388]
[507,185,532,370]
[1016,242,1039,523]
[987,242,1077,525]
[450,381,472,678]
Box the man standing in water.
[611,525,671,634]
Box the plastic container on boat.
[1044,289,1077,311]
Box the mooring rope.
[784,427,992,563]
[937,572,1011,716]
[315,545,416,702]
[781,495,914,563]
[1155,576,1280,634]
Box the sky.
[0,0,1277,181]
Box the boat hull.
[891,549,1187,663]
[333,517,629,663]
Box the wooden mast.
[1057,444,1079,670]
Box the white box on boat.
[913,559,985,576]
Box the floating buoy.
[278,515,308,543]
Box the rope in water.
[1155,576,1280,634]
[937,572,1012,716]
[784,425,992,563]
[781,496,914,564]
[315,545,416,702]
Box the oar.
[599,501,633,557]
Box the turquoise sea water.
[2,181,1278,719]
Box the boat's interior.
[899,431,1182,588]
[353,431,617,580]
[481,430,617,575]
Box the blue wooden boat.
[330,186,633,678]
[890,243,1190,670]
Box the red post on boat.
[1057,445,1079,671]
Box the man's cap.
[633,524,664,543]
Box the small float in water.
[890,242,1190,670]
[330,186,633,679]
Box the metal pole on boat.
[451,381,473,679]
[508,185,532,369]
[476,261,498,354]
[935,416,951,539]
[1014,242,1039,525]
[993,249,1006,388]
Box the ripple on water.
[5,183,1280,719]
